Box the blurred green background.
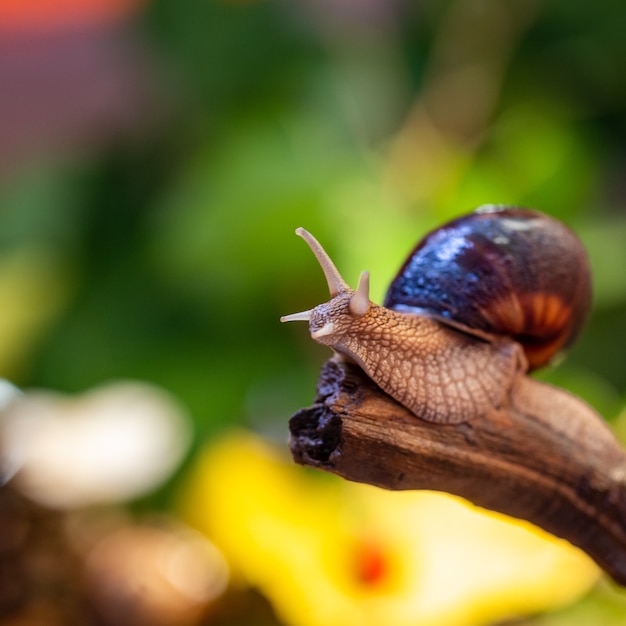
[2,0,626,624]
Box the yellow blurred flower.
[179,431,599,626]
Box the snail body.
[281,206,592,424]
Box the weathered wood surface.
[289,358,626,586]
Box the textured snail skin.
[281,208,591,424]
[308,293,524,424]
[384,206,591,371]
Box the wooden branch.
[289,358,626,586]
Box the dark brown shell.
[383,206,592,370]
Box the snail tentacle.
[349,271,371,317]
[295,228,350,297]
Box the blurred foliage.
[1,0,626,624]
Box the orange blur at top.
[0,0,146,32]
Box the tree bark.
[289,358,626,586]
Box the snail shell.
[384,205,592,370]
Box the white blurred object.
[0,378,21,410]
[0,377,23,484]
[0,381,191,508]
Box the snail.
[281,205,592,424]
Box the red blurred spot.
[353,538,388,587]
[0,0,146,32]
